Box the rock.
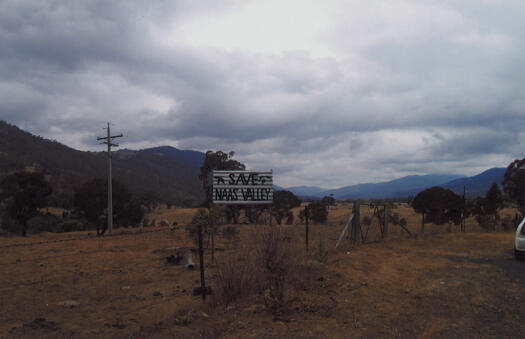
[58,300,79,308]
[111,318,126,329]
[166,252,184,265]
[152,291,163,297]
[186,250,195,269]
[192,286,213,296]
[243,304,265,314]
[23,317,59,331]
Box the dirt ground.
[1,203,524,338]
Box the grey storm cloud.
[1,0,524,187]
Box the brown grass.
[1,203,523,337]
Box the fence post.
[210,212,215,264]
[305,205,310,255]
[351,200,361,245]
[197,222,206,301]
[383,205,389,238]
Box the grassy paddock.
[0,202,523,337]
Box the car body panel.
[515,217,525,252]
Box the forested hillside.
[0,121,204,206]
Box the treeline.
[197,150,336,226]
[0,172,146,236]
[410,155,525,232]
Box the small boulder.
[58,300,79,308]
[192,286,213,296]
[166,252,184,265]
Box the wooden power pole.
[97,122,123,235]
[462,185,467,232]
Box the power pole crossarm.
[97,122,123,235]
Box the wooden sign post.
[205,170,273,302]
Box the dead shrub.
[213,225,316,315]
[252,225,303,315]
[213,248,256,306]
[500,215,514,231]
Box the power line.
[97,122,123,235]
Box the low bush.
[56,219,85,233]
[475,215,492,230]
[500,215,514,231]
[213,248,256,306]
[221,225,239,240]
[309,201,328,224]
[285,211,294,225]
[1,214,22,234]
[26,214,59,234]
[213,225,311,315]
[315,233,328,264]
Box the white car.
[515,217,525,260]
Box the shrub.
[26,214,59,233]
[56,219,85,233]
[315,233,328,264]
[1,214,21,234]
[309,201,328,224]
[213,225,309,315]
[173,309,193,326]
[213,249,256,306]
[500,215,514,232]
[475,214,493,230]
[253,225,296,314]
[272,190,301,224]
[362,216,372,227]
[285,211,294,225]
[186,209,209,246]
[0,172,52,236]
[221,226,239,241]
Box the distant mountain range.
[283,170,506,199]
[0,120,510,205]
[441,168,506,197]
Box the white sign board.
[212,170,273,204]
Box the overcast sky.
[1,0,524,188]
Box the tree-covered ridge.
[0,121,204,207]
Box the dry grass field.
[1,203,524,338]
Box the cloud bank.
[1,0,524,187]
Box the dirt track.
[1,207,524,338]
